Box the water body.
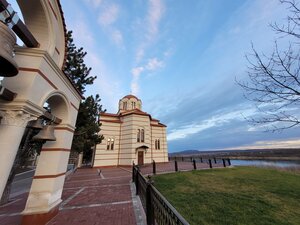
[231,159,300,168]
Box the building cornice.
[151,123,167,127]
[15,47,83,101]
[100,112,119,117]
[101,119,122,123]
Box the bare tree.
[237,0,300,131]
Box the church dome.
[119,94,142,111]
[122,94,140,100]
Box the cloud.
[167,107,256,141]
[98,3,120,27]
[146,58,164,71]
[111,29,123,46]
[131,67,145,77]
[224,138,300,150]
[71,20,95,48]
[147,0,165,40]
[142,0,296,152]
[130,58,164,94]
[62,0,128,112]
[129,0,166,95]
[84,0,102,8]
[85,51,123,112]
[97,3,124,47]
[130,67,144,95]
[135,0,165,62]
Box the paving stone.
[0,163,223,225]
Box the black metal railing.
[150,158,231,175]
[133,165,190,225]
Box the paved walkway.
[0,161,224,225]
[0,167,143,225]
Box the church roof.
[100,109,166,127]
[120,108,149,117]
[122,94,140,101]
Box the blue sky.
[11,0,300,152]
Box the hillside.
[169,148,300,159]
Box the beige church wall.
[94,159,118,167]
[151,126,168,163]
[121,114,150,165]
[101,113,120,120]
[94,96,168,167]
[94,121,121,167]
[119,97,142,112]
[119,114,142,165]
[130,114,151,147]
[119,116,135,165]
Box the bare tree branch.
[237,0,300,131]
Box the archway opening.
[44,94,69,124]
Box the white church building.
[93,95,168,167]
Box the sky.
[10,0,300,152]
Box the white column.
[0,110,34,199]
[22,126,74,222]
[77,153,83,168]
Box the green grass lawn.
[153,167,300,225]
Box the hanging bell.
[28,119,43,129]
[0,22,18,77]
[32,125,56,141]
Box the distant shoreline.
[169,148,300,160]
[228,156,300,161]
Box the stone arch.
[0,2,82,223]
[16,0,66,68]
[41,90,70,124]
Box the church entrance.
[138,151,144,165]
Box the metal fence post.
[146,181,155,225]
[182,157,184,162]
[200,157,203,163]
[132,162,135,182]
[222,159,226,167]
[193,159,196,170]
[227,158,231,166]
[135,168,139,195]
[190,157,193,162]
[152,160,156,175]
[175,160,178,172]
[209,159,212,168]
[213,157,217,164]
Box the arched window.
[154,139,160,150]
[107,138,111,150]
[123,102,127,110]
[141,129,144,142]
[106,138,115,150]
[137,129,140,142]
[131,101,136,109]
[110,138,114,150]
